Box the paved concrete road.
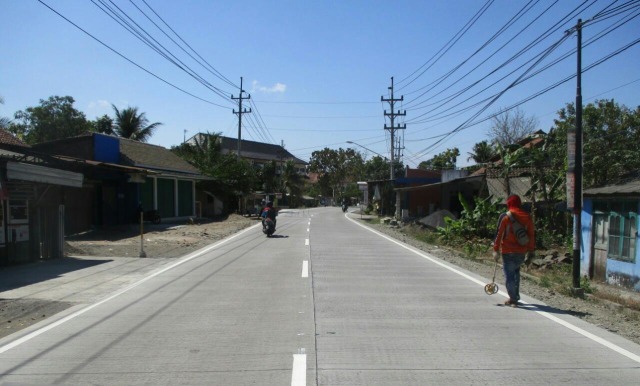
[1,207,639,385]
[0,209,315,385]
[309,208,640,385]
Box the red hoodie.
[493,196,535,254]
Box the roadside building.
[582,175,640,292]
[0,130,83,264]
[33,133,207,229]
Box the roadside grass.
[363,217,382,225]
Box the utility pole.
[381,77,406,219]
[232,77,251,158]
[567,19,584,294]
[395,135,404,161]
[381,77,406,180]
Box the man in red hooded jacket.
[493,194,535,306]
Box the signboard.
[357,182,369,206]
[9,225,29,242]
[567,128,576,210]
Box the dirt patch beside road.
[65,214,258,258]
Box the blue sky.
[2,0,639,167]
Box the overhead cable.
[92,0,234,103]
[396,0,494,91]
[37,0,231,109]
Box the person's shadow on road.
[496,302,591,317]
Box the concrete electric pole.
[232,77,251,158]
[381,77,406,219]
[567,19,584,294]
[381,77,406,180]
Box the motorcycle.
[262,217,276,237]
[342,204,348,213]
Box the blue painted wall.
[582,198,640,292]
[581,200,593,278]
[93,134,120,163]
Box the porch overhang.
[6,161,83,188]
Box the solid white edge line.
[0,223,262,355]
[345,214,640,364]
[291,353,306,386]
[302,260,309,278]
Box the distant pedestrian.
[493,194,535,307]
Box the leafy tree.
[172,132,256,207]
[91,114,115,135]
[419,148,460,170]
[309,147,363,200]
[489,107,538,146]
[258,160,279,194]
[281,160,304,207]
[362,155,391,180]
[9,95,92,144]
[0,96,11,130]
[172,132,223,174]
[551,99,640,188]
[112,104,161,142]
[467,140,495,164]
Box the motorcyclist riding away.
[261,201,277,228]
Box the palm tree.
[112,104,162,142]
[467,141,495,164]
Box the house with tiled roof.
[33,133,208,228]
[189,134,308,175]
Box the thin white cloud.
[87,99,111,116]
[251,80,286,94]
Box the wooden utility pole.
[232,77,251,158]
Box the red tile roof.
[0,128,30,147]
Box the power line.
[403,0,545,106]
[91,0,234,102]
[397,0,495,91]
[137,0,238,89]
[403,0,558,110]
[404,0,596,113]
[37,0,231,109]
[253,100,378,105]
[412,31,572,160]
[248,99,277,144]
[407,34,640,162]
[406,6,640,126]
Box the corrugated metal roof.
[584,178,640,197]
